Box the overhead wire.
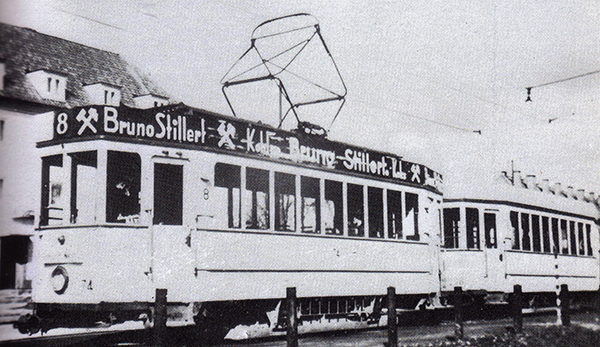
[352,98,480,134]
[526,69,600,102]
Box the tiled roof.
[0,22,171,109]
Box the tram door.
[483,212,504,289]
[151,162,191,293]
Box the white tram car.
[26,104,444,337]
[440,172,600,306]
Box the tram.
[440,171,600,307]
[24,103,444,337]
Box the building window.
[347,183,364,237]
[466,208,480,249]
[275,172,295,232]
[324,180,343,235]
[26,70,67,102]
[244,167,269,229]
[367,187,384,238]
[214,163,241,229]
[83,83,121,106]
[443,208,460,248]
[387,190,403,239]
[106,151,141,223]
[0,62,5,90]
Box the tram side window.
[69,151,97,224]
[40,155,64,226]
[551,218,560,253]
[106,151,141,223]
[484,212,497,249]
[578,222,585,256]
[541,216,551,253]
[560,219,569,255]
[324,180,343,235]
[387,190,403,239]
[569,221,577,255]
[466,208,480,249]
[521,213,531,251]
[531,214,541,252]
[214,163,241,229]
[244,167,270,230]
[586,224,593,256]
[367,187,384,238]
[443,208,460,248]
[275,172,295,232]
[404,193,419,241]
[347,183,364,237]
[301,176,320,233]
[510,211,519,250]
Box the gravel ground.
[400,324,600,347]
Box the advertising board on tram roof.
[46,104,443,191]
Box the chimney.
[566,186,575,199]
[513,171,523,187]
[576,189,586,201]
[585,192,596,203]
[552,182,563,196]
[540,179,551,193]
[524,175,538,190]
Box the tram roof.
[444,170,599,219]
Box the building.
[0,22,172,289]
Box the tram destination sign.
[51,105,442,191]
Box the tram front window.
[244,167,269,229]
[41,155,64,226]
[69,151,97,224]
[443,208,460,248]
[466,208,480,249]
[484,212,497,249]
[107,151,141,223]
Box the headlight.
[51,266,69,294]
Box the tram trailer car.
[19,104,445,338]
[440,172,600,308]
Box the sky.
[2,0,599,195]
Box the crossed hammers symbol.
[76,108,99,135]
